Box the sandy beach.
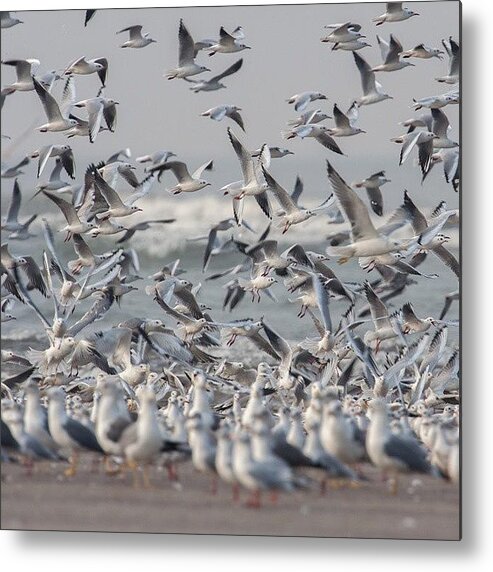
[1,458,460,539]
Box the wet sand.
[1,458,460,539]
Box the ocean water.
[1,191,459,346]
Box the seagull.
[1,59,40,92]
[393,129,437,177]
[321,22,365,44]
[352,170,391,216]
[30,144,75,179]
[402,44,444,60]
[47,387,103,476]
[284,119,344,155]
[412,91,458,111]
[1,11,23,28]
[1,180,37,239]
[430,108,458,149]
[324,161,406,263]
[116,219,176,243]
[136,150,176,168]
[373,3,419,26]
[394,191,459,277]
[436,37,459,84]
[41,190,96,240]
[353,52,393,106]
[205,26,251,55]
[372,34,414,72]
[64,56,108,86]
[1,156,30,178]
[117,25,157,48]
[329,102,366,137]
[286,91,327,112]
[430,148,459,192]
[185,58,243,92]
[33,76,78,132]
[122,387,166,487]
[73,92,119,143]
[399,302,437,334]
[321,399,367,465]
[366,399,434,494]
[251,146,294,159]
[262,167,325,233]
[330,39,371,52]
[287,109,331,127]
[201,105,245,130]
[93,170,143,218]
[225,128,272,220]
[1,244,47,296]
[166,19,210,79]
[149,159,213,194]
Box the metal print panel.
[0,1,460,539]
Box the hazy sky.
[1,2,459,213]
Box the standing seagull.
[185,58,243,92]
[47,387,103,476]
[117,25,157,48]
[353,52,392,106]
[373,3,419,26]
[366,399,434,494]
[166,19,210,79]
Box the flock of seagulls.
[1,3,459,512]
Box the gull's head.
[200,65,211,72]
[107,98,119,105]
[405,8,419,17]
[47,387,65,402]
[355,128,367,134]
[94,62,105,70]
[130,206,143,213]
[68,118,79,127]
[200,180,211,187]
[315,92,327,101]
